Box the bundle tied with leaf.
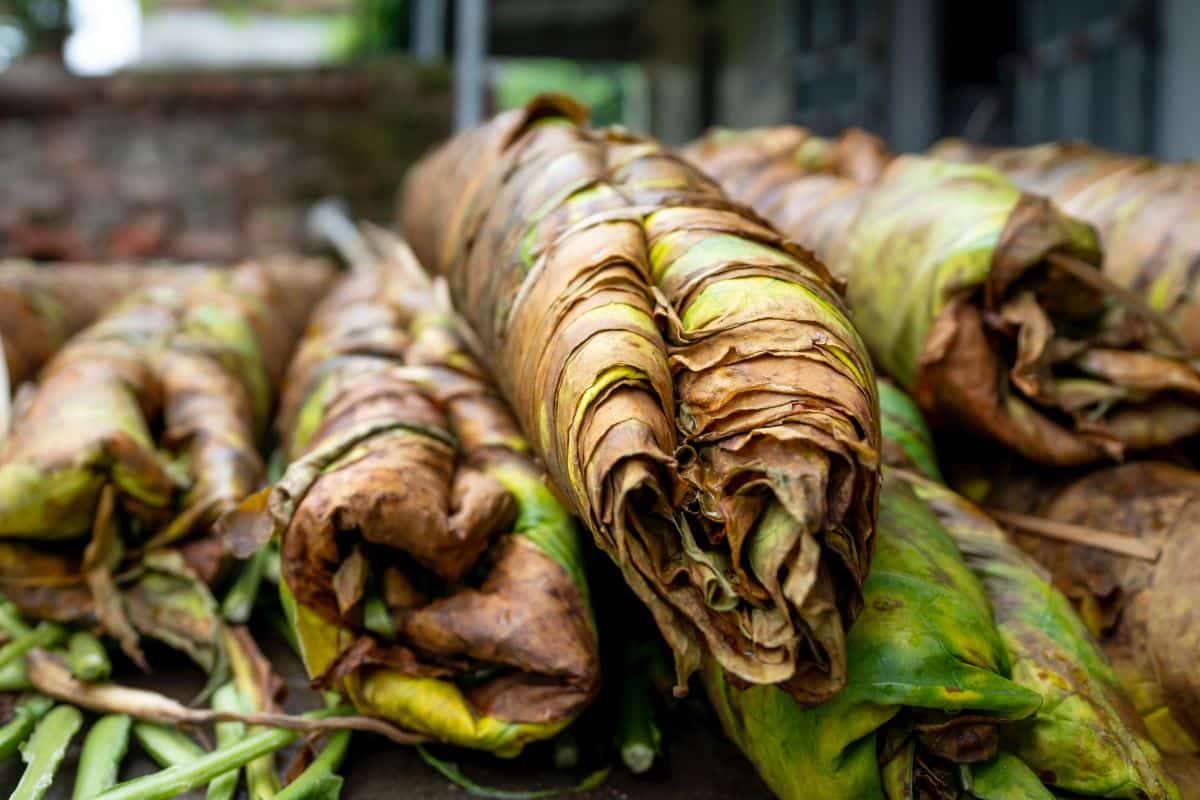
[904,141,1200,765]
[879,381,1181,799]
[703,381,1181,800]
[219,239,600,756]
[0,260,332,669]
[704,471,1046,800]
[400,95,880,705]
[686,129,1200,466]
[932,139,1200,354]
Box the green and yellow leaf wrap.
[879,381,1179,798]
[402,96,880,705]
[0,261,214,389]
[687,130,1200,467]
[0,260,330,662]
[933,139,1200,354]
[704,473,1042,800]
[223,261,600,756]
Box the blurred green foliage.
[331,0,409,58]
[0,0,68,60]
[495,59,633,125]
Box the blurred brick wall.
[0,60,451,261]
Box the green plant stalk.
[416,746,610,799]
[265,608,300,655]
[73,714,132,800]
[66,631,111,681]
[277,692,349,800]
[0,599,31,638]
[13,704,84,800]
[276,730,350,800]
[222,548,270,624]
[266,448,287,485]
[245,737,280,798]
[229,636,282,800]
[276,773,343,800]
[0,695,55,759]
[0,657,33,692]
[94,708,348,800]
[0,622,66,669]
[244,726,282,798]
[616,655,661,774]
[263,542,281,585]
[133,722,206,768]
[207,683,245,800]
[552,727,580,770]
[361,592,395,641]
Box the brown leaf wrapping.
[686,128,1200,466]
[401,97,880,703]
[0,259,332,655]
[932,140,1200,354]
[257,261,600,742]
[0,261,210,389]
[0,258,332,396]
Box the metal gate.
[1008,0,1156,152]
[785,0,889,136]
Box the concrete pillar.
[413,0,446,64]
[454,0,488,131]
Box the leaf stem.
[615,644,661,775]
[206,683,244,800]
[0,623,66,669]
[0,695,55,759]
[0,657,33,692]
[0,600,31,638]
[222,548,270,624]
[552,727,580,770]
[94,709,346,800]
[133,722,206,768]
[66,631,111,682]
[12,704,83,800]
[276,728,350,800]
[72,714,132,799]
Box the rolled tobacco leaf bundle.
[0,260,329,666]
[686,131,1200,466]
[685,124,890,193]
[0,260,212,391]
[932,140,1200,353]
[704,472,1044,800]
[221,254,600,756]
[880,381,1180,798]
[401,95,880,704]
